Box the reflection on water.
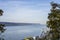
[1,25,48,40]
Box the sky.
[0,0,60,24]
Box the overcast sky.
[0,0,60,24]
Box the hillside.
[0,22,40,26]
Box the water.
[2,25,48,40]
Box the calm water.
[2,25,48,40]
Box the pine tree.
[0,9,3,16]
[0,9,6,40]
[47,2,60,40]
[0,9,5,34]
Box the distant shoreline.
[0,22,43,26]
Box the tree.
[23,2,60,40]
[0,9,5,40]
[39,2,60,40]
[47,2,60,40]
[0,9,5,33]
[0,9,3,16]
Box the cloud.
[0,7,44,23]
[0,0,50,24]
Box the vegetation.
[23,37,34,40]
[23,2,60,40]
[0,9,6,33]
[0,9,3,16]
[0,9,6,40]
[46,2,60,40]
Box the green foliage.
[0,9,6,33]
[0,9,3,16]
[0,24,6,33]
[0,9,5,40]
[24,37,34,40]
[23,2,60,40]
[47,2,60,40]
